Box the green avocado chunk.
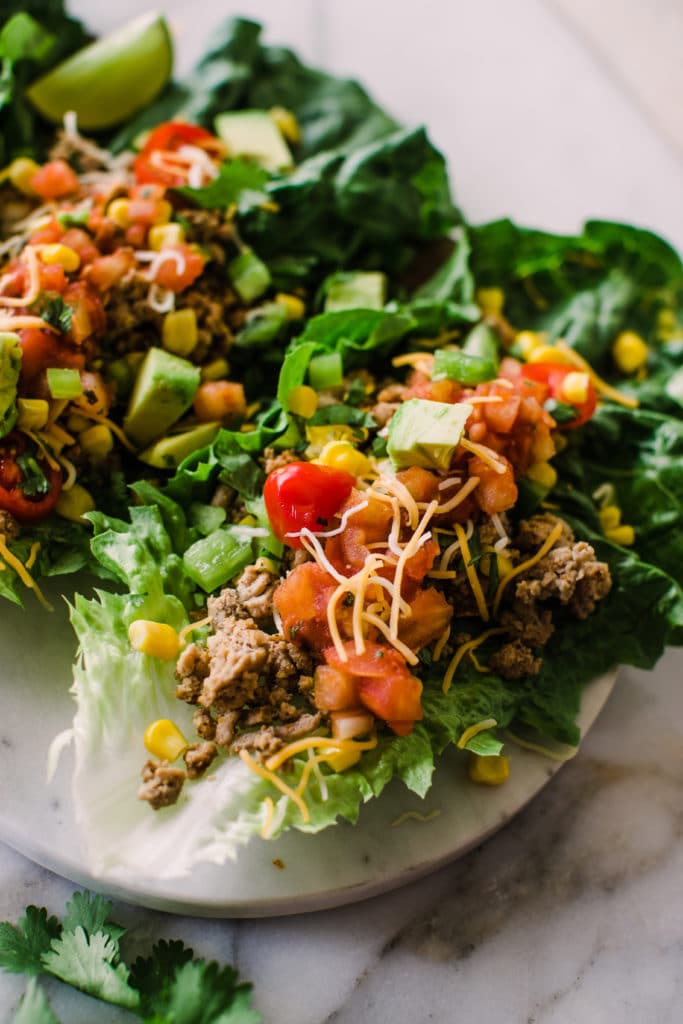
[214,110,293,171]
[324,271,387,312]
[123,347,201,448]
[0,333,21,439]
[138,420,221,469]
[387,397,473,472]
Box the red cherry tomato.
[30,160,79,200]
[264,462,356,548]
[133,121,219,186]
[521,362,597,428]
[0,435,63,524]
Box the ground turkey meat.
[183,741,218,779]
[514,541,612,617]
[263,447,299,475]
[200,617,270,708]
[138,760,186,810]
[234,564,279,621]
[515,513,574,552]
[0,510,19,541]
[175,643,210,704]
[500,602,555,647]
[489,640,541,680]
[230,726,283,760]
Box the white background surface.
[1,2,682,1021]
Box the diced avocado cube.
[228,249,271,304]
[387,398,473,472]
[214,110,293,171]
[123,347,200,448]
[324,271,387,312]
[138,421,221,469]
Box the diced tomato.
[86,248,136,291]
[323,642,423,734]
[151,245,205,293]
[470,453,518,514]
[481,389,521,434]
[264,462,356,548]
[30,160,79,200]
[405,371,462,404]
[395,466,439,502]
[125,223,148,248]
[127,198,168,225]
[398,587,453,651]
[63,282,106,344]
[273,562,340,649]
[38,263,68,293]
[521,362,597,428]
[27,219,63,247]
[0,435,63,524]
[18,329,84,385]
[59,228,99,266]
[193,381,246,423]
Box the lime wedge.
[26,12,173,131]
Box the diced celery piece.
[182,530,253,593]
[189,502,227,536]
[228,249,271,303]
[46,367,82,399]
[308,351,343,390]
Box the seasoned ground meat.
[0,510,19,541]
[207,588,249,629]
[370,401,400,427]
[267,637,314,680]
[235,564,279,621]
[192,707,216,740]
[184,741,217,779]
[215,711,239,748]
[200,617,270,707]
[179,208,235,247]
[138,760,186,810]
[175,643,210,704]
[514,541,611,610]
[500,602,555,647]
[210,483,236,510]
[230,726,283,760]
[275,712,322,741]
[263,447,298,475]
[376,382,407,403]
[515,513,574,552]
[489,640,541,680]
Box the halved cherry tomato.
[30,160,79,200]
[151,245,205,293]
[0,435,63,524]
[133,121,219,186]
[264,462,355,547]
[521,363,597,428]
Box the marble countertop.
[2,1,682,1021]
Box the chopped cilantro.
[544,397,578,424]
[16,454,50,498]
[344,376,367,406]
[34,296,74,334]
[0,891,260,1023]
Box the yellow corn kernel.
[16,398,49,431]
[598,505,621,531]
[128,619,181,661]
[153,200,173,225]
[143,719,188,761]
[612,331,649,374]
[55,483,96,523]
[201,357,230,382]
[7,157,41,196]
[162,308,198,357]
[321,745,363,772]
[106,198,130,228]
[287,385,318,418]
[79,423,114,461]
[515,330,544,359]
[527,343,574,366]
[468,753,510,786]
[66,412,91,433]
[527,461,558,490]
[605,524,635,547]
[318,440,371,477]
[476,287,505,317]
[40,244,80,272]
[560,371,590,405]
[276,292,306,321]
[269,106,301,144]
[148,222,186,251]
[306,424,358,453]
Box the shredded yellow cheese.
[454,522,489,621]
[433,474,480,515]
[391,351,435,371]
[239,749,310,823]
[260,796,275,839]
[23,430,60,471]
[492,520,564,616]
[265,734,377,773]
[459,437,507,474]
[361,610,419,664]
[432,624,451,662]
[0,534,52,611]
[389,498,438,641]
[555,340,638,409]
[25,541,40,571]
[442,628,507,694]
[0,315,57,332]
[457,717,498,749]
[178,614,211,646]
[504,729,578,762]
[73,407,138,452]
[468,650,490,673]
[56,452,77,491]
[391,809,441,827]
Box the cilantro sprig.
[1,891,260,1023]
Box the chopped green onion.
[182,530,253,592]
[432,349,497,385]
[308,351,343,390]
[228,248,271,303]
[46,367,82,399]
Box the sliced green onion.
[46,367,82,399]
[182,530,253,593]
[432,349,497,385]
[228,248,271,303]
[308,351,343,390]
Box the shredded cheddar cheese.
[391,809,441,827]
[0,534,52,611]
[442,628,506,694]
[457,717,498,749]
[239,749,310,823]
[492,520,564,616]
[555,340,638,409]
[454,522,489,621]
[459,437,507,474]
[260,796,275,839]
